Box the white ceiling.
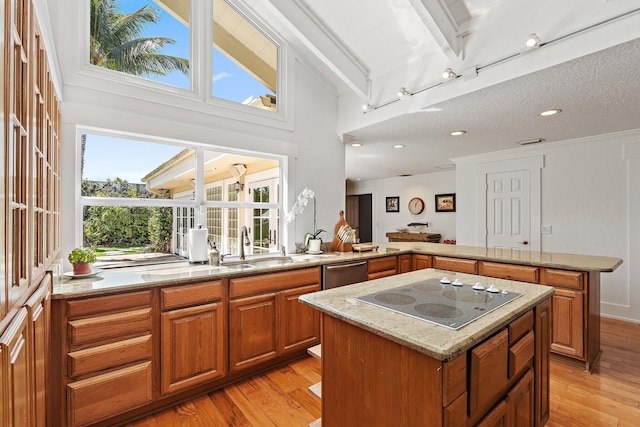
[260,0,640,181]
[345,37,640,180]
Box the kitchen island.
[300,268,555,427]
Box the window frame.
[77,0,291,128]
[75,127,286,258]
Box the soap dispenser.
[209,241,219,266]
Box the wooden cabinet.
[24,275,50,427]
[229,267,320,373]
[3,0,60,310]
[229,293,278,371]
[367,256,397,280]
[506,369,535,427]
[319,301,550,427]
[1,309,30,427]
[541,269,585,359]
[280,284,321,353]
[433,256,477,274]
[479,261,539,283]
[469,329,509,422]
[2,4,60,424]
[160,281,225,395]
[50,291,153,427]
[398,254,412,273]
[412,254,432,270]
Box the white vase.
[308,239,322,253]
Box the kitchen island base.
[319,299,551,427]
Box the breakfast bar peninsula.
[300,268,555,427]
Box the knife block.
[329,210,353,252]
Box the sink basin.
[224,263,256,270]
[220,256,297,269]
[250,257,297,267]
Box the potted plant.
[286,187,327,253]
[68,247,97,275]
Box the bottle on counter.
[209,242,219,266]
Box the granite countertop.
[299,268,555,361]
[52,242,621,299]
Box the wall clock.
[408,197,425,215]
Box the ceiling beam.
[263,0,369,98]
[408,0,461,60]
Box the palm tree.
[89,0,189,77]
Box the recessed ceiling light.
[540,109,561,116]
[351,142,363,147]
[450,130,466,136]
[393,144,405,149]
[356,178,362,181]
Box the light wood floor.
[124,317,640,426]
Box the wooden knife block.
[329,210,353,252]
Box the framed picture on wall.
[386,196,400,212]
[435,193,456,212]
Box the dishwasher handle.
[325,261,367,270]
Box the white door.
[486,170,530,250]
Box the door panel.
[487,171,530,250]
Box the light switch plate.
[540,225,552,234]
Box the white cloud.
[212,72,232,83]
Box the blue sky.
[83,135,183,183]
[85,0,276,182]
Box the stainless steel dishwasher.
[322,260,368,289]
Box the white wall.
[347,171,456,243]
[455,130,640,322]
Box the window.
[87,0,281,112]
[80,131,282,266]
[212,0,278,111]
[89,0,190,89]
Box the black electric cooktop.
[357,278,521,330]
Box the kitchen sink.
[220,256,298,269]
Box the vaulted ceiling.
[250,0,640,181]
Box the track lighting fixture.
[525,33,541,48]
[397,87,411,100]
[442,68,458,80]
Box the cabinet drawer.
[67,335,152,378]
[433,256,477,274]
[469,329,509,420]
[161,281,223,310]
[368,256,397,274]
[478,262,539,283]
[67,361,153,427]
[68,308,152,348]
[509,331,534,378]
[509,310,533,345]
[230,267,320,298]
[443,354,466,406]
[540,269,583,289]
[66,290,151,318]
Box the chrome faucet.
[239,226,250,260]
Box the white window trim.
[75,0,293,130]
[75,127,287,249]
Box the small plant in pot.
[304,229,328,253]
[68,247,97,275]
